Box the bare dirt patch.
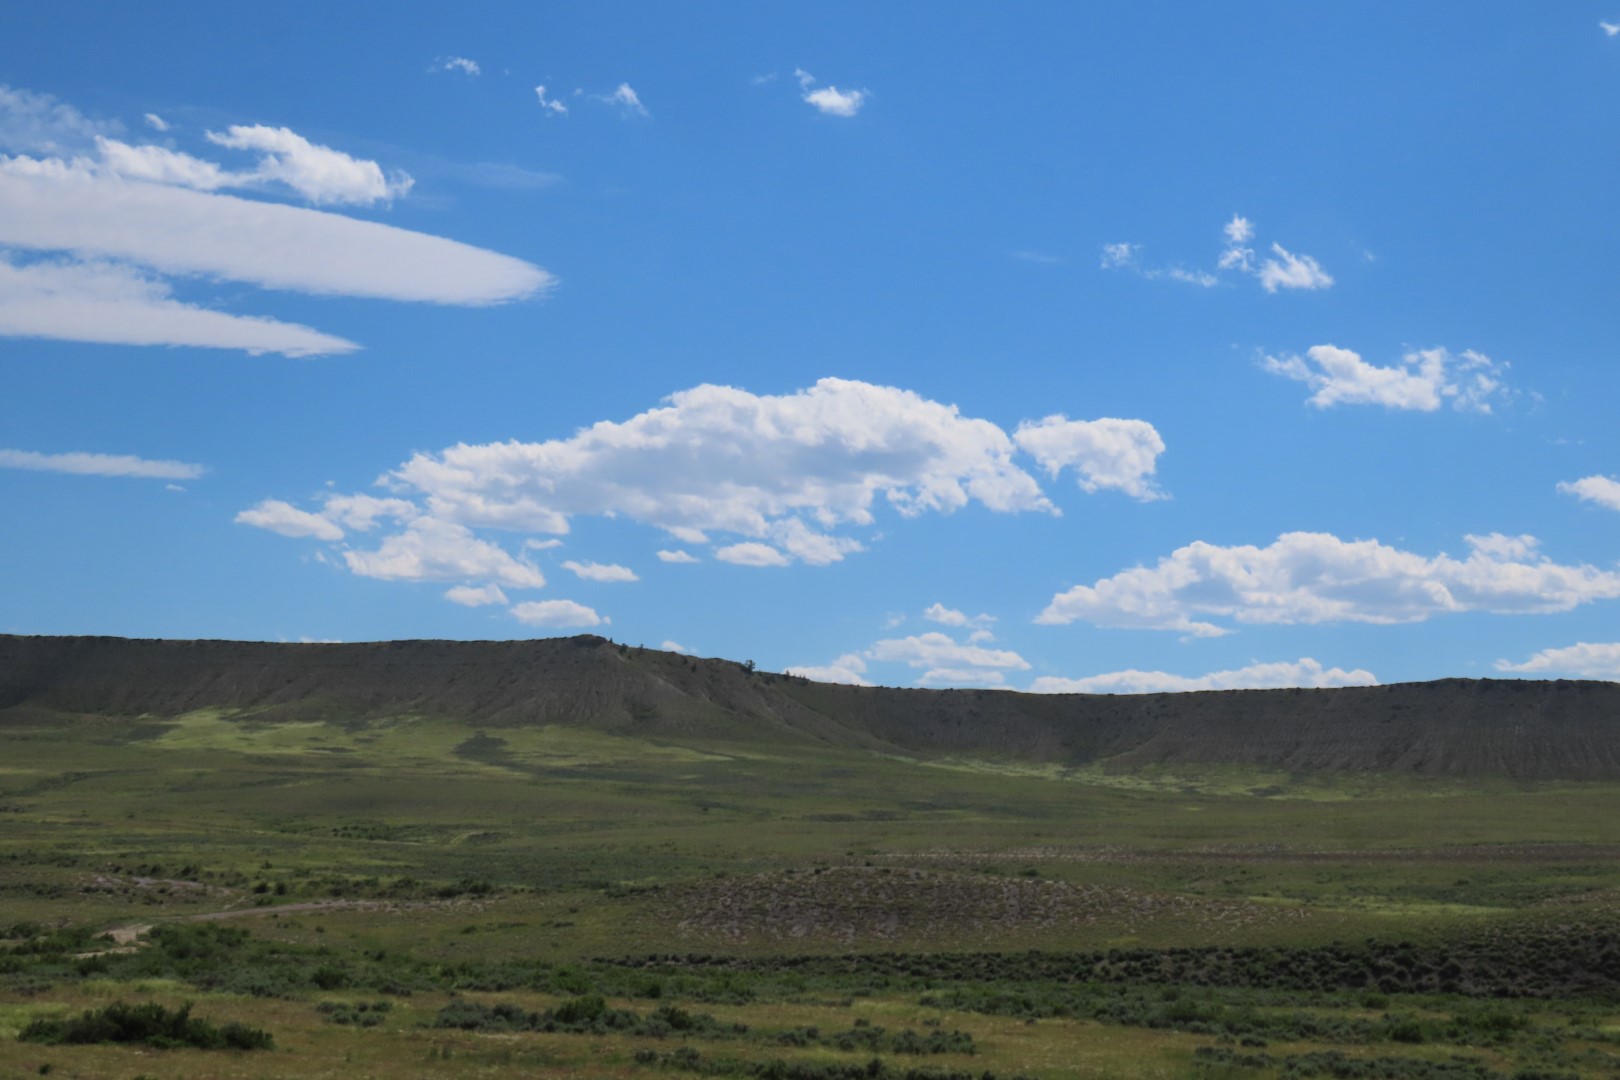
[661,866,1307,946]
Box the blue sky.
[3,3,1620,693]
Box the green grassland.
[2,706,1619,1078]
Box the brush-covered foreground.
[2,705,1619,1078]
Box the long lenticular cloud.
[0,155,552,305]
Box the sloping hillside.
[2,634,1618,779]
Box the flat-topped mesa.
[2,634,1618,780]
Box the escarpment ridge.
[2,634,1618,780]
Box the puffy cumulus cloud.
[342,518,545,589]
[662,640,691,654]
[0,255,358,357]
[1038,531,1620,636]
[1013,416,1166,500]
[794,69,866,117]
[0,154,550,305]
[96,137,233,190]
[0,84,115,155]
[1030,657,1378,695]
[804,86,866,117]
[242,379,1166,613]
[1256,243,1333,293]
[1263,346,1510,413]
[0,446,204,480]
[320,494,418,531]
[917,667,1007,687]
[785,653,873,686]
[715,541,791,567]
[510,599,604,628]
[922,603,995,629]
[205,124,413,205]
[388,378,1057,565]
[868,632,1030,674]
[1496,642,1620,680]
[236,499,346,541]
[1558,475,1620,512]
[444,583,507,607]
[562,559,639,582]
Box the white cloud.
[967,628,996,643]
[510,599,603,628]
[387,378,1057,564]
[445,583,507,607]
[1257,243,1334,293]
[342,518,544,589]
[715,542,791,567]
[1013,416,1166,500]
[0,254,359,357]
[599,83,649,117]
[0,153,551,304]
[922,603,994,629]
[524,537,564,550]
[0,84,115,155]
[1099,242,1138,269]
[235,499,346,541]
[1222,215,1255,245]
[205,124,413,205]
[320,493,418,531]
[1108,215,1330,294]
[1101,241,1216,287]
[1496,642,1620,680]
[867,631,1030,674]
[1262,345,1510,413]
[95,137,235,190]
[1038,531,1620,635]
[562,559,639,582]
[1558,475,1620,512]
[436,57,481,76]
[245,379,1166,596]
[0,446,205,480]
[785,653,872,686]
[917,667,1006,687]
[1030,657,1377,695]
[1155,266,1218,287]
[662,639,691,654]
[795,69,866,117]
[804,86,866,117]
[534,86,568,116]
[1602,21,1620,36]
[143,113,169,132]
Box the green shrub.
[18,1001,272,1050]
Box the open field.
[3,692,1620,1077]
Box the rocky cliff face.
[3,634,1618,780]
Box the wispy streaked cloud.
[0,447,205,480]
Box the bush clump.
[18,1001,272,1050]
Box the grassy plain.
[2,706,1618,1078]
